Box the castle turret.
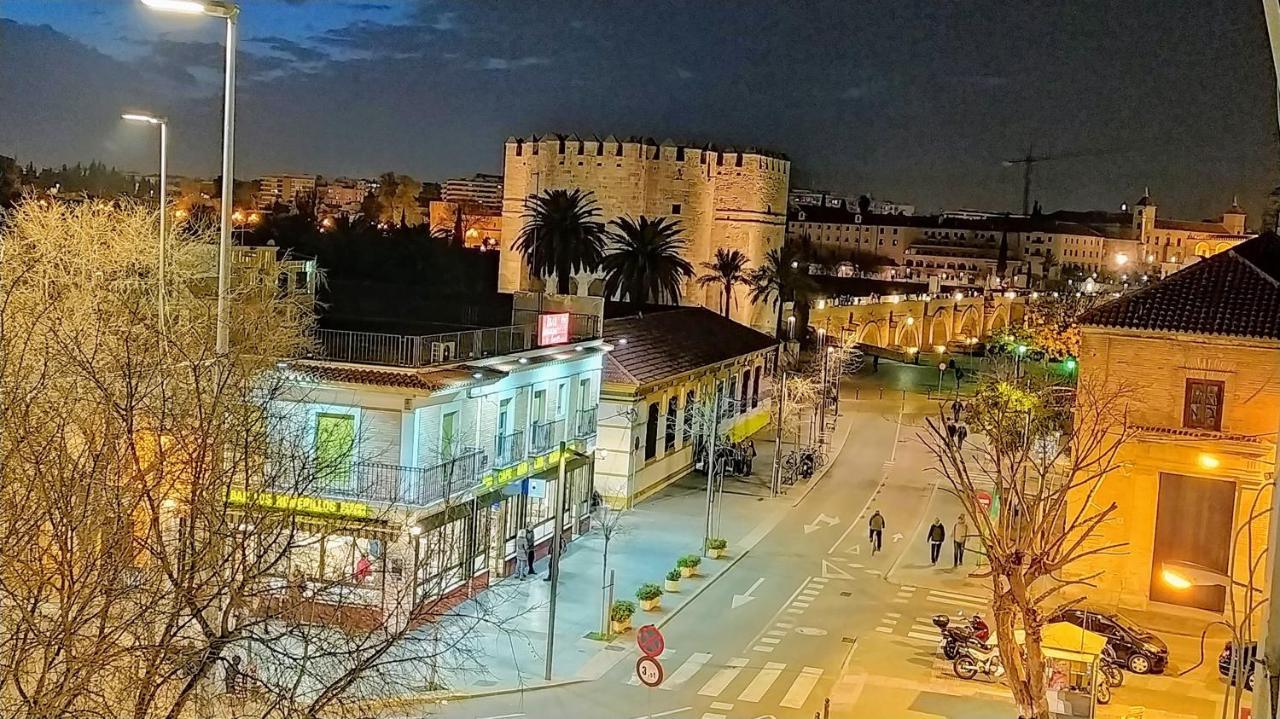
[1132,188,1157,241]
[1222,196,1247,235]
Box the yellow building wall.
[1070,328,1280,614]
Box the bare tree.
[919,363,1136,719]
[0,199,498,719]
[592,504,627,636]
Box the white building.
[596,308,777,506]
[255,302,606,627]
[442,173,503,211]
[258,173,317,209]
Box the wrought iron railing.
[281,450,488,506]
[495,430,525,468]
[575,407,598,438]
[310,313,600,368]
[529,419,562,454]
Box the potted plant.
[664,568,681,593]
[636,583,664,612]
[706,537,728,559]
[610,600,636,633]
[677,554,702,578]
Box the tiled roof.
[1080,232,1280,340]
[283,361,449,391]
[1154,218,1232,234]
[602,308,778,387]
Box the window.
[683,390,696,442]
[644,403,659,460]
[314,412,355,488]
[671,203,682,215]
[557,383,568,417]
[740,369,750,410]
[752,366,762,408]
[531,389,546,423]
[1184,379,1224,431]
[665,396,678,451]
[727,377,738,416]
[579,378,591,410]
[441,410,459,459]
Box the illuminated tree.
[601,216,694,304]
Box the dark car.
[1219,641,1257,689]
[1051,607,1169,674]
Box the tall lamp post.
[122,112,168,331]
[141,0,238,354]
[545,440,591,680]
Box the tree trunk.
[723,285,731,317]
[556,261,571,295]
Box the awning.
[1015,622,1107,664]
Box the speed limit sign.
[635,655,664,687]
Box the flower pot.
[610,618,631,634]
[640,597,661,612]
[680,566,696,578]
[708,548,725,559]
[664,579,680,593]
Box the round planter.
[639,597,661,612]
[664,579,680,593]
[610,618,632,634]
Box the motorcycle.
[953,642,1006,681]
[933,613,989,660]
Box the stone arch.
[955,306,981,340]
[858,322,883,346]
[896,321,920,348]
[1216,241,1232,253]
[928,313,951,346]
[587,278,605,297]
[568,278,580,295]
[1195,241,1211,258]
[989,303,1009,332]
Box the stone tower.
[498,134,790,333]
[1132,188,1157,242]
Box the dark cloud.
[249,35,329,64]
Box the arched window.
[682,390,696,442]
[1195,241,1210,258]
[644,402,659,460]
[752,366,762,408]
[740,369,750,411]
[665,396,678,451]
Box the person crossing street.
[868,510,885,554]
[952,514,969,567]
[927,517,946,565]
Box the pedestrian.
[514,530,530,579]
[524,528,536,578]
[868,510,885,554]
[872,354,880,373]
[744,438,757,475]
[953,514,969,567]
[946,421,957,442]
[354,552,373,584]
[950,399,962,423]
[928,518,946,565]
[955,366,964,388]
[225,655,243,696]
[956,422,969,449]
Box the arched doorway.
[859,322,883,346]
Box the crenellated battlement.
[503,134,790,177]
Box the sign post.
[635,624,665,687]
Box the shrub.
[677,554,702,568]
[706,538,727,551]
[666,569,682,582]
[610,600,636,622]
[636,583,664,601]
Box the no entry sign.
[976,490,992,512]
[637,624,665,657]
[635,655,664,687]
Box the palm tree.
[600,216,694,304]
[697,248,750,317]
[514,188,607,294]
[748,244,819,338]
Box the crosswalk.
[624,652,825,713]
[874,586,989,647]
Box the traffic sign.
[636,624,664,657]
[635,655,664,687]
[976,490,992,512]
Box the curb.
[790,399,857,508]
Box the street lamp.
[142,0,239,354]
[546,440,591,680]
[122,111,168,332]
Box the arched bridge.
[807,293,1026,352]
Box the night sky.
[2,0,1277,219]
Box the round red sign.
[635,655,664,687]
[637,623,665,657]
[976,490,993,511]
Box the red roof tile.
[602,308,778,387]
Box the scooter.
[953,642,1005,681]
[932,613,989,660]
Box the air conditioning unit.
[430,341,456,363]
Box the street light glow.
[141,0,237,17]
[1198,453,1220,469]
[1115,252,1130,266]
[122,112,165,125]
[1161,568,1193,590]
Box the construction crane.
[1002,145,1052,216]
[1002,145,1120,215]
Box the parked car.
[1050,607,1169,674]
[1219,641,1257,689]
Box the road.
[422,396,955,719]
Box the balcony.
[529,419,563,455]
[310,313,600,369]
[282,449,488,507]
[575,406,598,439]
[495,430,525,468]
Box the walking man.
[514,530,530,579]
[868,510,885,554]
[524,528,536,579]
[955,422,969,450]
[953,514,969,567]
[950,398,962,423]
[927,517,946,565]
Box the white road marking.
[791,601,811,608]
[633,709,690,719]
[865,569,882,576]
[697,657,749,697]
[732,577,766,609]
[800,589,819,597]
[885,612,901,618]
[875,626,894,634]
[821,559,854,580]
[928,588,988,603]
[478,714,526,719]
[700,714,726,719]
[761,637,781,644]
[928,595,986,609]
[891,598,908,604]
[880,619,898,626]
[847,563,864,569]
[661,652,712,691]
[766,629,786,636]
[775,622,795,629]
[738,661,785,702]
[709,703,733,711]
[785,608,804,614]
[907,631,941,642]
[779,666,824,708]
[811,577,829,584]
[901,585,916,591]
[752,645,774,653]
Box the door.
[1150,472,1234,611]
[314,412,355,490]
[441,410,459,461]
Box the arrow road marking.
[892,532,904,543]
[732,578,765,609]
[804,513,840,534]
